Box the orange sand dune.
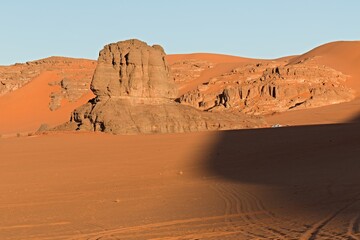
[289,41,360,94]
[169,41,360,99]
[265,41,360,125]
[177,62,253,96]
[0,71,94,135]
[167,53,258,65]
[1,123,360,239]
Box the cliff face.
[60,39,263,134]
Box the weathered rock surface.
[91,39,177,99]
[170,59,214,86]
[49,75,94,111]
[59,39,263,134]
[65,98,262,134]
[178,59,354,115]
[0,63,40,95]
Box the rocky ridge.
[178,58,354,115]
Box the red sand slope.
[167,53,262,95]
[289,41,360,94]
[167,53,258,64]
[0,71,94,135]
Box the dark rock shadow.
[205,122,360,213]
[348,112,360,123]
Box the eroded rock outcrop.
[179,60,354,114]
[59,39,263,134]
[91,39,177,99]
[170,59,214,86]
[49,76,93,111]
[0,57,96,110]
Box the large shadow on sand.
[205,121,360,213]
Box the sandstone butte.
[56,39,263,134]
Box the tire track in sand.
[65,211,267,240]
[347,215,360,240]
[299,198,360,240]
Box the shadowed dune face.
[205,122,360,213]
[350,112,360,123]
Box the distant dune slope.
[167,53,258,64]
[289,41,360,94]
[266,41,360,125]
[167,53,261,95]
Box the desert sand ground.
[1,124,360,239]
[1,41,360,239]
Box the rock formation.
[59,39,263,134]
[178,59,354,115]
[170,59,214,86]
[49,76,93,111]
[91,39,177,99]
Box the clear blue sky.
[1,0,359,65]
